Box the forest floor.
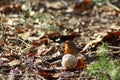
[0,0,120,80]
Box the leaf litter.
[0,0,120,80]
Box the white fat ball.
[61,54,77,69]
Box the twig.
[8,38,31,47]
[110,50,120,54]
[106,73,112,80]
[0,17,5,42]
[78,71,84,80]
[0,72,46,80]
[108,46,120,49]
[106,0,120,11]
[23,73,46,80]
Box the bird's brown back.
[65,40,79,55]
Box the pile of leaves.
[0,0,120,80]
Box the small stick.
[106,0,120,11]
[108,46,120,49]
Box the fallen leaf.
[102,31,120,43]
[0,57,9,62]
[38,68,59,78]
[8,59,21,67]
[82,37,103,52]
[1,17,8,22]
[19,29,44,41]
[35,44,47,56]
[41,32,60,40]
[46,1,66,10]
[0,65,11,73]
[76,58,87,69]
[17,27,24,33]
[59,32,79,42]
[40,32,78,42]
[52,72,63,79]
[74,0,93,14]
[0,3,21,14]
[31,38,50,46]
[82,31,120,52]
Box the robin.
[63,41,87,69]
[64,40,79,56]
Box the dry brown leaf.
[31,38,50,46]
[38,68,57,78]
[1,17,8,22]
[0,3,21,14]
[8,59,21,66]
[36,45,56,56]
[19,30,45,41]
[60,32,79,42]
[74,0,92,14]
[82,31,120,52]
[35,44,47,57]
[17,27,24,33]
[41,32,60,39]
[0,57,9,62]
[102,31,120,42]
[76,58,87,69]
[40,32,78,42]
[52,72,63,79]
[46,1,65,10]
[82,37,103,52]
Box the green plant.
[87,43,120,80]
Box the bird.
[63,41,87,69]
[64,40,79,56]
